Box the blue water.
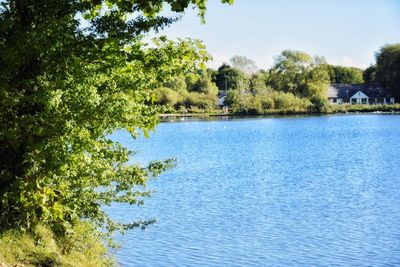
[109,115,400,266]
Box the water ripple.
[108,115,400,266]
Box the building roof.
[328,83,393,99]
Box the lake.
[109,114,400,266]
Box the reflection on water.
[108,114,400,266]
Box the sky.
[156,0,400,70]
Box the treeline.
[218,51,330,114]
[157,44,400,115]
[155,52,365,114]
[221,52,365,114]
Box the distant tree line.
[157,43,400,114]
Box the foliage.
[153,45,399,116]
[224,51,325,114]
[327,65,364,84]
[325,103,400,113]
[163,75,188,95]
[214,63,249,93]
[363,65,376,83]
[226,90,312,115]
[306,65,330,97]
[268,50,329,100]
[204,50,331,115]
[268,50,312,95]
[155,70,219,112]
[0,222,112,266]
[375,43,400,98]
[0,0,232,237]
[267,91,312,112]
[185,92,217,111]
[0,37,204,235]
[249,70,270,95]
[186,70,219,95]
[154,87,183,107]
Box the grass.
[325,103,400,113]
[0,223,114,267]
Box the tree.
[363,65,376,83]
[0,0,232,237]
[164,75,188,95]
[186,71,219,95]
[375,44,400,98]
[184,91,217,111]
[267,50,329,111]
[249,70,270,95]
[327,65,364,84]
[229,55,258,74]
[214,63,248,93]
[154,87,183,107]
[307,65,330,97]
[268,50,330,97]
[268,50,313,95]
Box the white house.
[350,91,369,104]
[328,84,396,105]
[218,95,226,107]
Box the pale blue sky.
[158,0,400,70]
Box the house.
[328,84,395,105]
[218,90,228,108]
[218,95,226,107]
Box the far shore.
[159,108,400,119]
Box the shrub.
[154,87,183,107]
[184,92,217,111]
[0,222,112,267]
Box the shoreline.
[159,110,400,119]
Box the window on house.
[362,98,367,104]
[333,98,337,103]
[351,98,357,104]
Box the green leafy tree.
[249,70,270,95]
[154,87,183,108]
[375,43,400,98]
[0,0,232,236]
[215,63,249,93]
[183,70,216,94]
[268,50,313,96]
[307,65,330,97]
[206,68,218,81]
[268,50,329,99]
[224,50,330,114]
[327,65,364,84]
[363,65,376,83]
[184,92,217,111]
[164,75,188,95]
